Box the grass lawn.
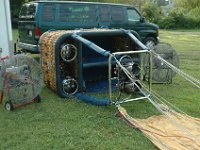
[0,29,199,149]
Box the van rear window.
[19,4,36,20]
[111,6,125,22]
[42,4,56,21]
[60,5,97,22]
[27,4,36,19]
[19,5,27,18]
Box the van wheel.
[144,37,157,49]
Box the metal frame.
[108,50,152,104]
[144,51,174,84]
[72,29,153,105]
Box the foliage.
[141,2,161,23]
[158,0,200,29]
[123,0,145,10]
[157,0,168,6]
[173,0,200,11]
[143,0,200,29]
[187,7,200,20]
[10,0,25,18]
[158,7,200,29]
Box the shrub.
[141,2,161,23]
[158,17,176,29]
[157,8,200,29]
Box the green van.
[18,1,159,52]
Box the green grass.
[159,30,200,79]
[0,29,199,149]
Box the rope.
[117,106,200,150]
[135,82,200,146]
[113,54,200,148]
[117,107,171,150]
[139,81,200,131]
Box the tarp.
[118,106,200,150]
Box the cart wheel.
[5,101,14,111]
[34,95,41,103]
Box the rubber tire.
[5,101,14,111]
[34,95,41,103]
[144,37,157,49]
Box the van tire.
[144,37,157,49]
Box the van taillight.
[35,27,41,38]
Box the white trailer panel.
[0,0,13,59]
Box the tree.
[142,2,161,23]
[122,0,145,11]
[10,0,25,17]
[173,0,200,11]
[157,0,169,6]
[173,0,200,19]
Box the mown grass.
[0,29,199,149]
[151,30,200,118]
